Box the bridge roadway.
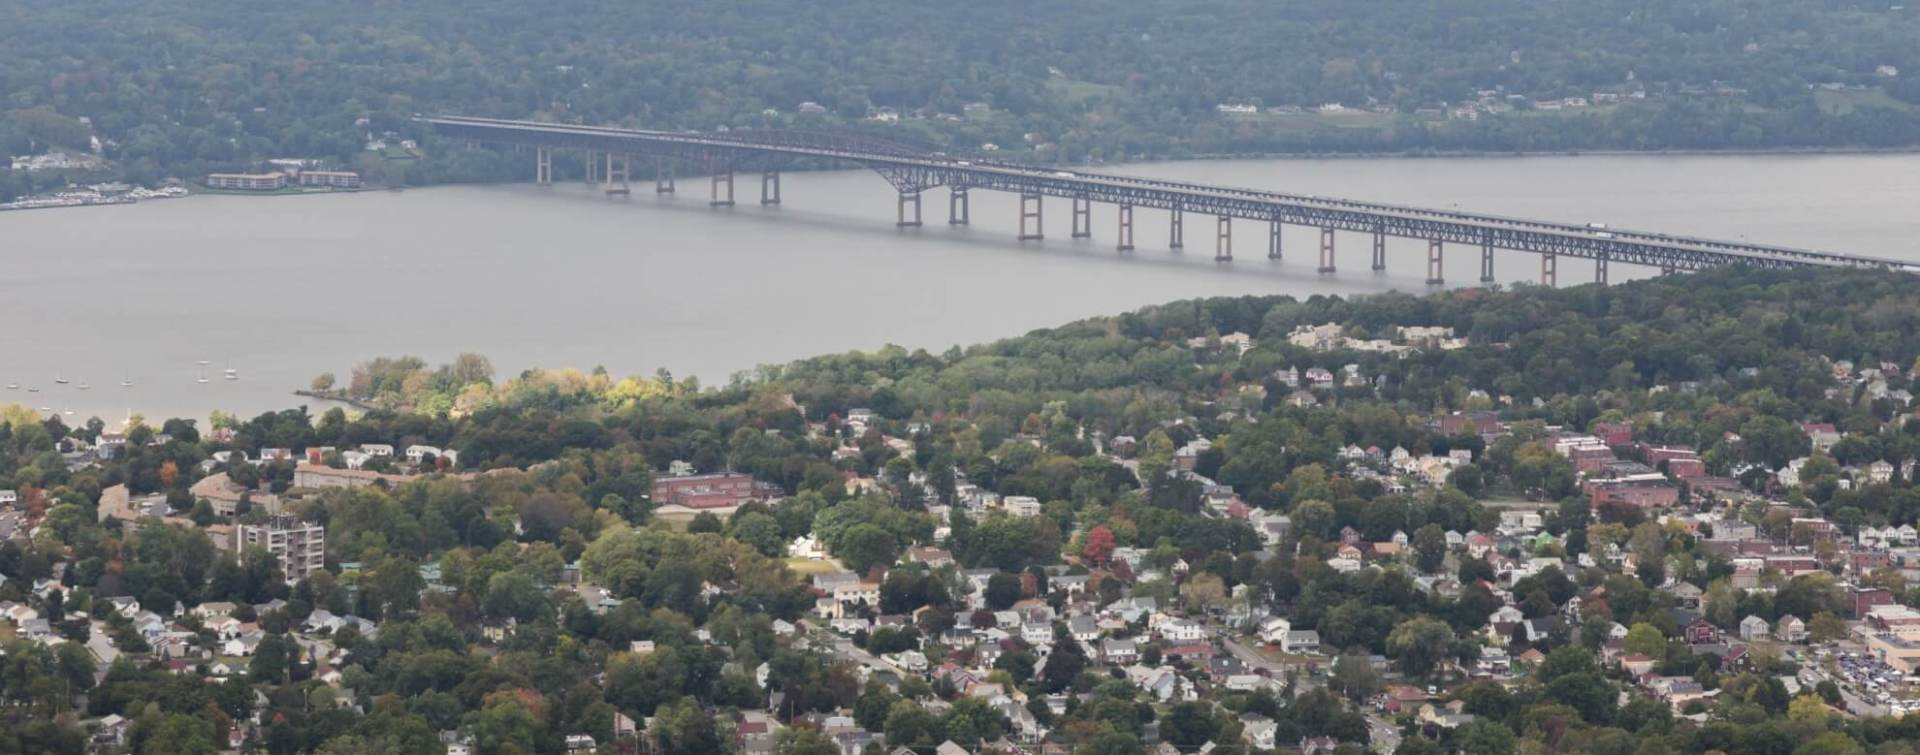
[420,114,1918,284]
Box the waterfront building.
[206,172,288,190]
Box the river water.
[3,152,1917,422]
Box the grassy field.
[1046,77,1125,105]
[649,509,704,531]
[1815,88,1914,115]
[784,557,845,576]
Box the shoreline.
[1145,144,1920,163]
[292,390,381,413]
[0,197,136,212]
[189,185,375,197]
[0,185,373,213]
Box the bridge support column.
[1215,216,1232,262]
[1541,253,1557,287]
[535,147,552,186]
[1169,207,1184,250]
[761,171,781,205]
[655,158,675,194]
[1116,204,1134,252]
[1371,230,1387,271]
[1268,219,1282,260]
[1426,240,1445,285]
[897,191,922,227]
[1595,255,1609,285]
[1659,264,1677,276]
[1317,227,1336,273]
[1480,242,1495,283]
[604,153,630,195]
[710,169,735,207]
[948,188,969,225]
[585,150,598,185]
[1018,193,1043,241]
[1071,197,1092,238]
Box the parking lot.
[1808,645,1919,717]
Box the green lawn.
[1046,78,1125,105]
[1814,88,1914,115]
[784,557,845,576]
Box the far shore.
[1144,143,1920,164]
[32,141,1920,208]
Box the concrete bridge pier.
[535,147,552,186]
[1371,230,1387,271]
[897,191,922,227]
[1268,219,1282,260]
[1595,255,1609,285]
[1659,264,1678,276]
[1018,193,1043,241]
[1215,216,1233,261]
[1116,204,1135,252]
[948,188,969,225]
[585,150,598,185]
[760,171,781,205]
[1541,253,1557,287]
[604,153,630,195]
[1169,207,1184,250]
[1480,243,1495,283]
[1426,240,1445,285]
[1071,197,1092,238]
[710,169,735,207]
[1317,227,1336,273]
[655,158,675,194]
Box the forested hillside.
[3,0,1920,196]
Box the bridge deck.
[419,115,1915,274]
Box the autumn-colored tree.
[1083,525,1116,566]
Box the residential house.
[1776,614,1807,643]
[1283,630,1322,654]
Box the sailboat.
[4,384,16,390]
[120,372,133,388]
[223,363,239,381]
[197,366,209,384]
[53,373,68,385]
[76,382,90,390]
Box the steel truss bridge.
[420,115,1916,285]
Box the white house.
[1776,614,1807,643]
[1003,496,1042,517]
[1158,619,1207,643]
[1241,714,1278,750]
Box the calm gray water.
[3,153,1918,422]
